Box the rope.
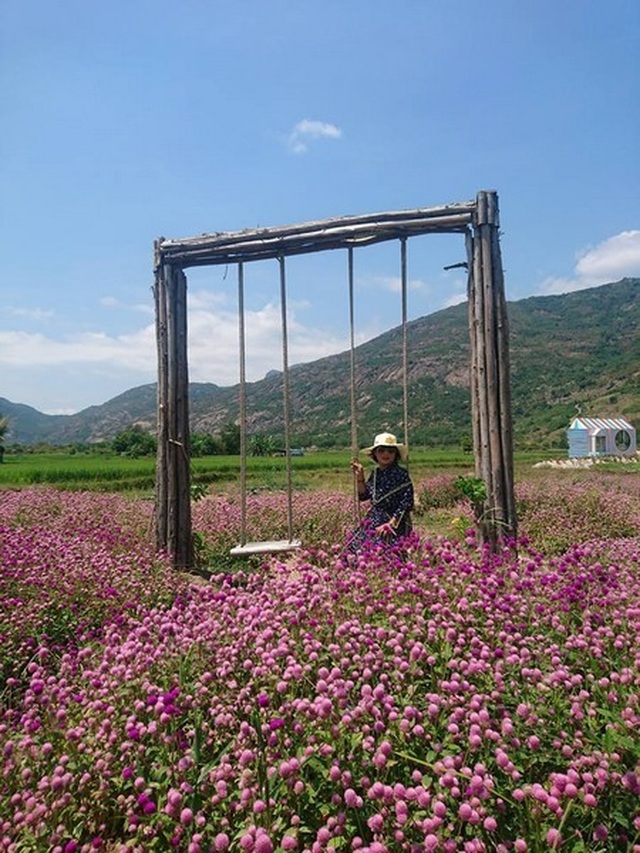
[400,238,410,462]
[348,248,362,522]
[279,255,295,542]
[237,263,248,545]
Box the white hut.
[567,416,636,458]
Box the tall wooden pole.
[154,247,168,552]
[469,191,517,547]
[154,260,193,569]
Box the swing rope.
[348,247,362,522]
[237,262,248,545]
[348,239,411,529]
[400,237,410,461]
[279,255,296,543]
[231,257,300,557]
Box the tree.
[190,432,221,457]
[0,414,8,463]
[249,434,276,457]
[219,422,241,455]
[111,425,157,458]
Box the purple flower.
[180,807,194,824]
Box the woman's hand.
[375,521,396,539]
[351,459,367,495]
[350,459,364,478]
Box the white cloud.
[442,289,467,309]
[187,292,349,384]
[0,327,157,372]
[538,230,640,295]
[99,295,154,315]
[0,289,352,411]
[7,306,54,320]
[287,119,342,154]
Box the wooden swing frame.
[154,190,516,569]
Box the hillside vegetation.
[1,278,638,449]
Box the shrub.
[415,473,461,511]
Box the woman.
[347,432,414,553]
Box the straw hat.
[363,432,408,462]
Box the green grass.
[0,446,567,494]
[0,453,157,491]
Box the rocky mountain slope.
[2,278,638,449]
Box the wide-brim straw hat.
[362,432,408,462]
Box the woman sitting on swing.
[347,432,414,553]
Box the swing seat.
[230,539,302,557]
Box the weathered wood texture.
[154,192,516,566]
[156,203,475,268]
[154,244,168,551]
[154,261,192,569]
[468,191,517,547]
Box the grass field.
[0,447,566,495]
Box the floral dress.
[346,463,414,553]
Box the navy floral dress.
[347,463,414,553]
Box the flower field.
[1,478,639,852]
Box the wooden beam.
[156,205,475,268]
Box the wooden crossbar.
[230,539,302,557]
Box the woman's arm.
[350,459,369,499]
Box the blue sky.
[1,0,639,414]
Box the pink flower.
[344,788,360,807]
[254,834,274,853]
[593,825,608,842]
[367,813,384,832]
[546,828,561,848]
[458,802,473,821]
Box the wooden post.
[465,230,481,464]
[154,246,168,552]
[154,260,193,569]
[492,217,517,540]
[469,191,517,547]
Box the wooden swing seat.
[230,539,302,557]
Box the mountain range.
[2,278,639,450]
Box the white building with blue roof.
[567,416,637,458]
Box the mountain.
[2,278,639,450]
